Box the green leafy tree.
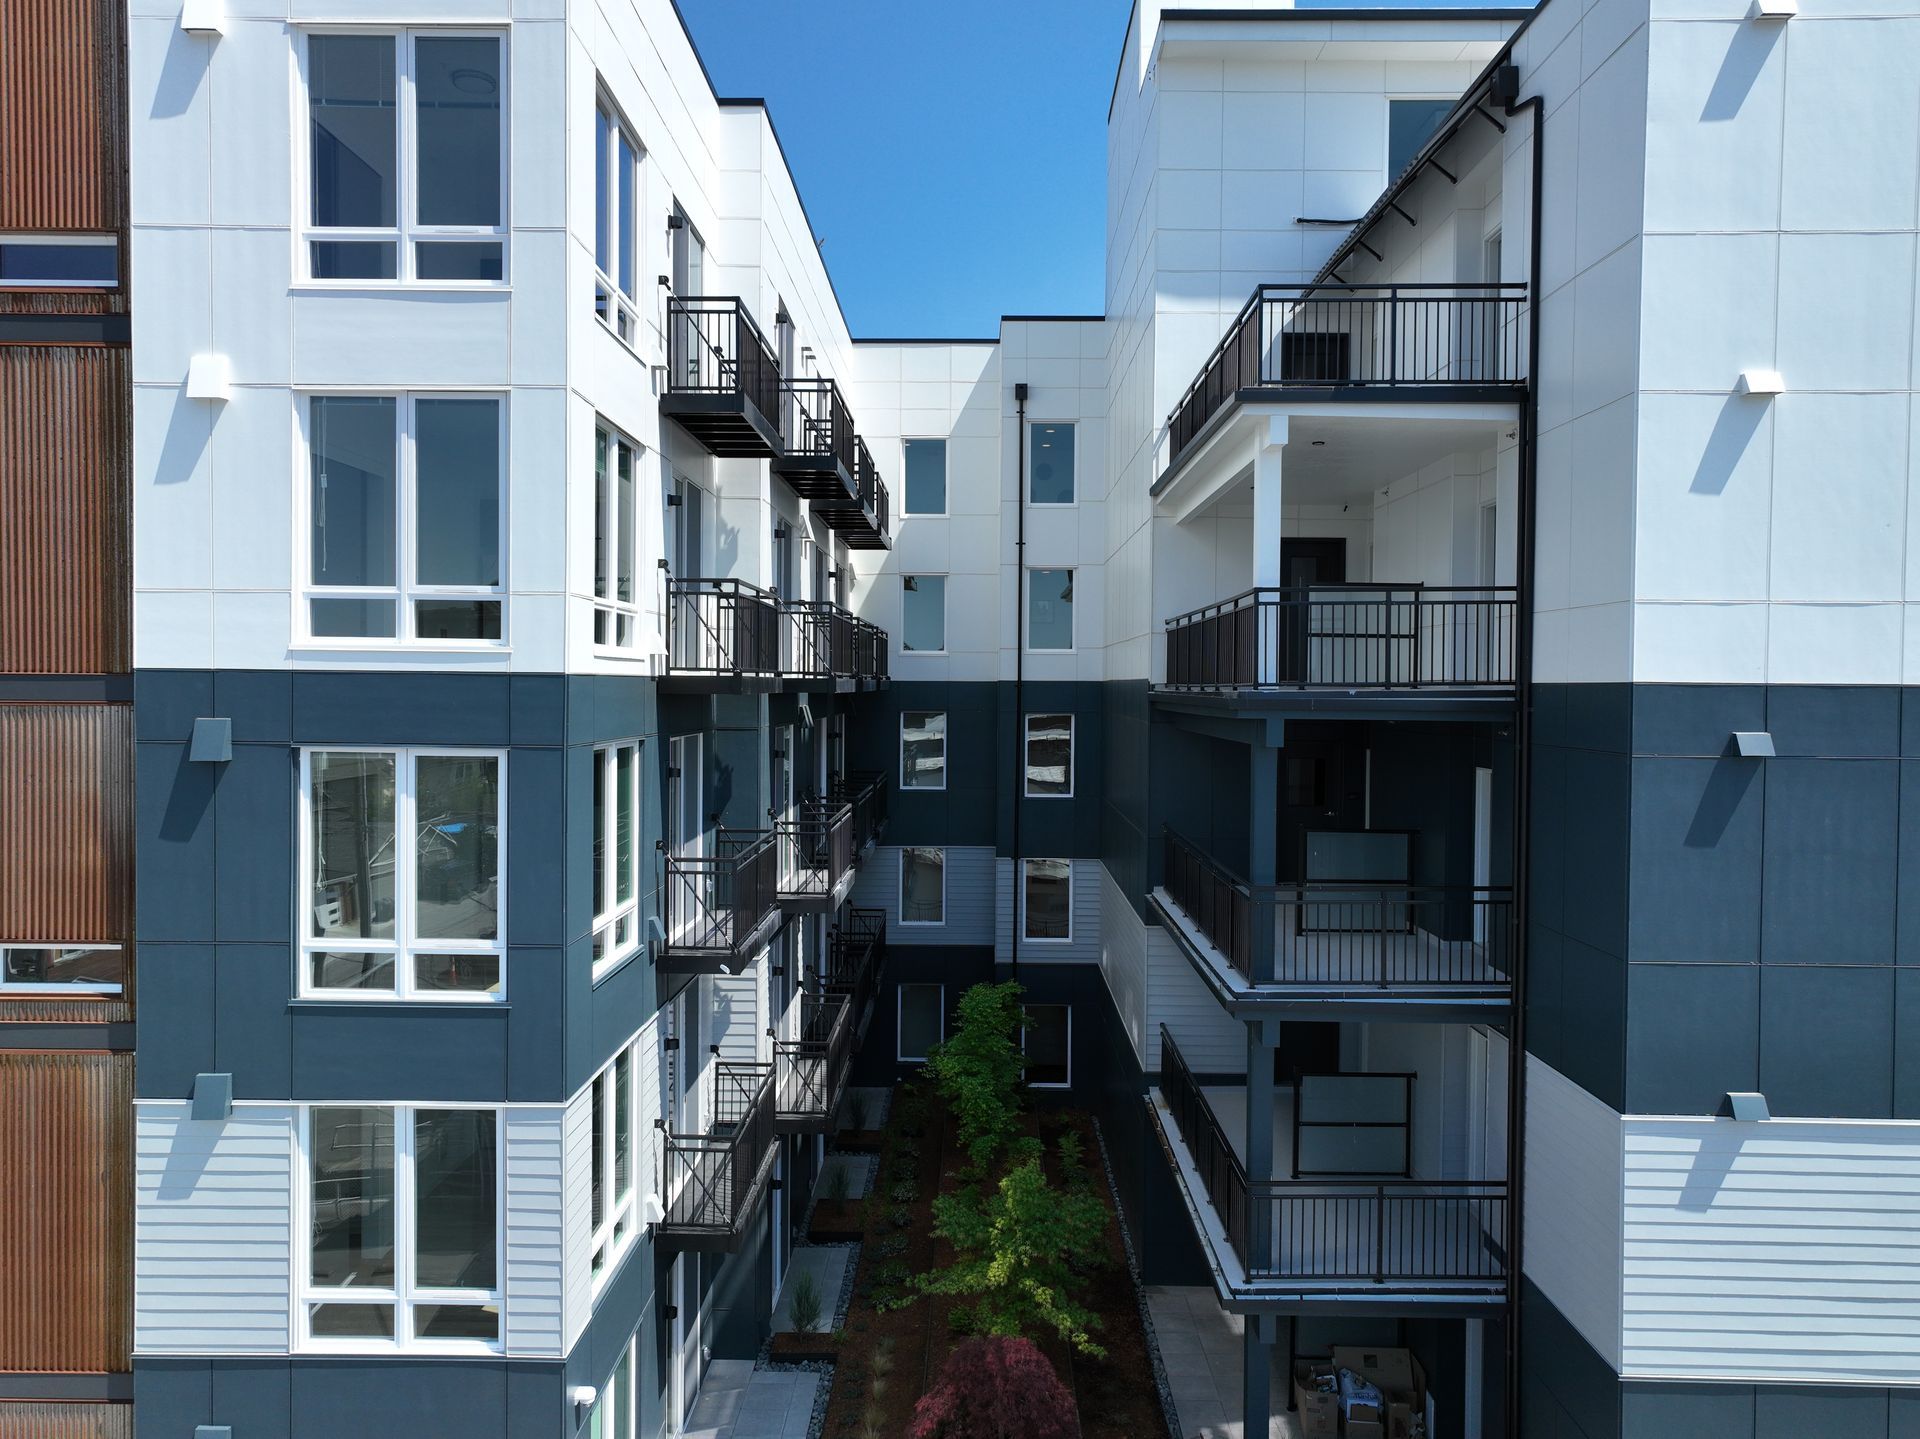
[918,1158,1111,1357]
[924,982,1028,1168]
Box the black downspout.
[1012,381,1030,981]
[1503,81,1545,1439]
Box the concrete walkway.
[772,1245,851,1332]
[683,1360,820,1439]
[1148,1287,1301,1439]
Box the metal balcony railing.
[775,799,853,906]
[659,1059,777,1245]
[854,437,890,540]
[1161,829,1514,991]
[667,577,781,678]
[773,991,853,1130]
[663,297,783,456]
[830,771,888,852]
[1159,1027,1507,1287]
[777,377,855,484]
[1166,282,1528,468]
[1163,585,1516,692]
[851,615,888,681]
[826,907,884,1028]
[660,830,779,965]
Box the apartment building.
[0,0,1891,1435]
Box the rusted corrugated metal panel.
[0,0,128,234]
[0,705,132,944]
[0,1405,131,1439]
[0,1053,133,1373]
[0,994,129,1025]
[0,347,130,673]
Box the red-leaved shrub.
[908,1336,1077,1439]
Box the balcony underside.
[772,452,857,501]
[1150,888,1511,1024]
[778,864,857,916]
[1153,687,1513,730]
[816,500,890,550]
[656,908,782,976]
[662,671,881,696]
[660,392,781,458]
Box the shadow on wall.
[1689,393,1767,497]
[1701,20,1783,123]
[1683,757,1758,849]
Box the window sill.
[289,998,509,1011]
[290,283,513,297]
[290,642,513,656]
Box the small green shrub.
[924,982,1028,1168]
[823,1162,853,1203]
[785,1269,824,1335]
[846,1090,872,1132]
[890,1180,919,1205]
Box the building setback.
[0,0,1915,1435]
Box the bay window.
[594,93,642,343]
[592,742,641,976]
[303,30,507,283]
[301,747,505,1000]
[303,1105,500,1350]
[594,424,641,650]
[304,392,506,644]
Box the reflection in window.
[1023,859,1072,941]
[1027,569,1074,651]
[1024,714,1072,797]
[900,848,945,925]
[902,574,946,653]
[0,944,125,992]
[900,712,946,791]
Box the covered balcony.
[775,799,855,914]
[829,770,888,854]
[657,1058,779,1252]
[666,578,781,687]
[773,376,857,501]
[658,831,780,976]
[660,297,783,457]
[773,991,853,1132]
[816,436,891,550]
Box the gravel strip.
[1093,1116,1183,1439]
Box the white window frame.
[587,1334,639,1439]
[593,423,644,652]
[1023,713,1073,799]
[0,943,124,994]
[1026,420,1077,507]
[1022,1004,1072,1089]
[591,742,643,980]
[298,390,510,648]
[593,89,642,345]
[1020,858,1073,944]
[295,1102,505,1355]
[900,573,948,655]
[1025,568,1075,653]
[899,711,947,792]
[0,233,118,288]
[898,847,946,928]
[896,982,945,1062]
[296,27,510,287]
[901,437,948,517]
[297,746,508,1002]
[589,1044,639,1287]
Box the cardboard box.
[1331,1347,1427,1439]
[1345,1422,1386,1439]
[1292,1362,1340,1439]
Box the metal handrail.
[831,771,888,850]
[661,829,778,958]
[853,437,890,538]
[779,376,855,476]
[774,991,853,1124]
[668,576,782,677]
[826,907,885,1024]
[776,800,853,900]
[666,296,782,424]
[661,1059,776,1234]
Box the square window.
[1022,859,1072,942]
[900,847,945,925]
[900,712,946,791]
[898,983,945,1061]
[1027,569,1074,651]
[903,438,947,515]
[1024,714,1072,797]
[902,574,946,653]
[1024,1004,1071,1088]
[1388,98,1454,175]
[1028,423,1075,505]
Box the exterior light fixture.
[186,353,231,402]
[181,0,224,34]
[1748,0,1795,18]
[1736,369,1784,396]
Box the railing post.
[1374,1184,1387,1283]
[1245,1019,1276,1275]
[1248,748,1278,984]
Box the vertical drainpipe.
[1012,381,1029,981]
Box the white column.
[1251,414,1289,590]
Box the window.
[897,983,944,1062]
[592,743,641,977]
[588,1340,636,1439]
[302,1105,500,1349]
[0,944,124,993]
[1028,422,1075,505]
[1022,859,1072,942]
[1024,714,1072,798]
[903,438,947,515]
[900,848,945,926]
[590,1047,636,1282]
[902,574,946,653]
[1387,98,1453,175]
[594,94,641,342]
[900,712,946,791]
[301,748,504,1000]
[594,424,640,649]
[1027,569,1074,651]
[304,392,506,644]
[0,235,116,287]
[304,31,506,282]
[1023,1005,1071,1088]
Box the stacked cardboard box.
[1293,1348,1430,1439]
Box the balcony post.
[1252,417,1287,686]
[1245,1016,1276,1281]
[1248,746,1278,984]
[1244,1311,1277,1439]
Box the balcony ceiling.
[1205,406,1513,514]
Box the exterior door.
[667,733,705,942]
[670,210,706,389]
[1274,722,1367,884]
[1277,537,1346,682]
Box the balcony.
[816,436,891,550]
[1166,282,1527,474]
[659,831,781,975]
[667,578,781,687]
[773,991,854,1132]
[657,1059,779,1252]
[660,297,783,457]
[1160,585,1516,714]
[1152,829,1512,1021]
[825,907,884,1032]
[1150,1027,1508,1311]
[773,377,857,501]
[782,600,890,689]
[829,770,888,853]
[775,799,855,913]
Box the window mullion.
[397,751,414,999]
[396,1105,414,1344]
[399,32,416,279]
[396,397,412,640]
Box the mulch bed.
[820,1082,1166,1439]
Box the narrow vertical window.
[903,438,947,515]
[1023,1005,1071,1087]
[594,92,642,340]
[592,742,642,976]
[897,983,944,1061]
[900,848,945,925]
[1023,714,1073,797]
[594,424,641,648]
[1022,859,1072,942]
[900,712,946,791]
[1027,569,1074,651]
[1027,422,1075,505]
[902,574,946,653]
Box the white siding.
[561,1084,594,1351]
[134,1101,295,1354]
[1145,915,1246,1075]
[850,845,995,946]
[1524,1056,1625,1371]
[1621,1116,1920,1384]
[994,857,1102,964]
[1098,863,1149,1067]
[502,1106,567,1356]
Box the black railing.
[661,1059,776,1239]
[854,438,890,538]
[776,800,853,903]
[774,991,853,1129]
[668,577,781,677]
[779,377,855,477]
[661,830,779,960]
[1159,1027,1507,1286]
[666,296,782,420]
[783,598,855,679]
[831,771,888,851]
[851,616,888,680]
[827,907,884,1025]
[1164,585,1516,691]
[1162,829,1513,989]
[1167,282,1528,466]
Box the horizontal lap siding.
[850,846,994,946]
[561,1086,593,1351]
[1096,864,1149,1068]
[0,348,131,673]
[0,1053,131,1371]
[133,1103,294,1354]
[712,967,762,1065]
[1621,1118,1920,1384]
[0,704,132,944]
[502,1107,566,1356]
[1145,922,1244,1074]
[1524,1056,1624,1370]
[0,1404,132,1439]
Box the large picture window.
[1024,714,1072,797]
[302,1105,500,1350]
[301,748,505,1000]
[592,742,641,976]
[594,425,641,649]
[900,712,946,791]
[304,393,506,644]
[303,30,507,282]
[594,92,641,342]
